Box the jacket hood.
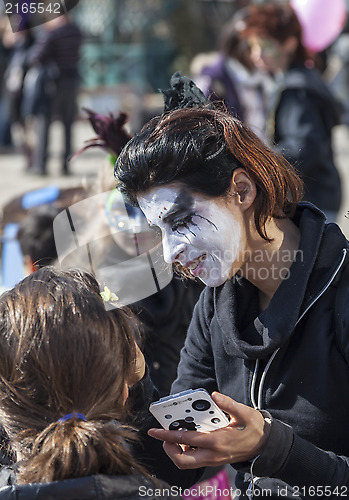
[283,65,342,126]
[0,472,166,500]
[214,203,348,360]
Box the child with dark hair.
[17,204,61,273]
[0,266,172,499]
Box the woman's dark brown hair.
[219,8,255,71]
[115,106,303,241]
[0,267,145,484]
[242,3,310,65]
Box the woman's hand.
[148,392,271,469]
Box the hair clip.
[205,143,225,162]
[100,285,119,303]
[58,412,87,423]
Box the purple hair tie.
[58,412,87,423]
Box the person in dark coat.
[26,12,82,175]
[17,204,61,274]
[66,108,204,398]
[115,105,349,498]
[0,267,174,499]
[2,21,34,164]
[243,3,343,222]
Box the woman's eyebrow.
[163,207,187,225]
[162,190,194,224]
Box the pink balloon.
[291,0,347,52]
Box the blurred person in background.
[17,204,61,274]
[243,2,342,223]
[192,9,271,142]
[2,18,35,166]
[325,17,349,129]
[25,10,82,176]
[69,107,204,399]
[0,16,18,151]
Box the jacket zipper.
[247,248,348,497]
[250,247,348,410]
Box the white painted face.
[138,184,243,287]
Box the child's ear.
[230,168,256,209]
[23,255,37,275]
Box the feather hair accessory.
[161,71,211,112]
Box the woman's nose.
[162,235,186,264]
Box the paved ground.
[0,119,105,207]
[1,119,349,237]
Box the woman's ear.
[230,167,256,210]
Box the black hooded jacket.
[170,203,349,498]
[272,66,342,213]
[0,470,172,499]
[132,277,203,397]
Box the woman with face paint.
[115,106,349,498]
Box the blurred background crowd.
[1,0,349,296]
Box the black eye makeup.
[161,188,219,235]
[152,188,219,239]
[171,212,218,235]
[163,189,196,232]
[170,213,196,232]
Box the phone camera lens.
[185,416,194,422]
[185,409,191,413]
[170,419,196,431]
[165,414,172,419]
[192,399,211,411]
[211,417,221,424]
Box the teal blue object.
[22,186,60,210]
[1,223,25,289]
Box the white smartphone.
[149,388,230,432]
